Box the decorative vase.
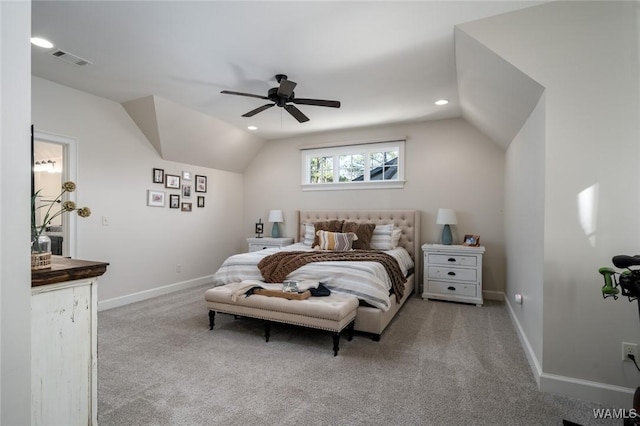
[31,234,52,270]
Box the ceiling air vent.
[50,49,92,67]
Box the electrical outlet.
[176,264,182,273]
[622,342,638,362]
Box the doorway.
[33,129,78,258]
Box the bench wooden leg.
[332,332,340,356]
[264,320,271,342]
[346,320,355,341]
[208,310,215,330]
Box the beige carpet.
[98,284,612,425]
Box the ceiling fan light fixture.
[247,125,258,131]
[30,37,54,48]
[435,99,449,106]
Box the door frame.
[33,129,78,258]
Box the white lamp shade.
[436,208,458,225]
[268,210,284,223]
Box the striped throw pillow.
[303,223,315,246]
[316,230,358,251]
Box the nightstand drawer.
[428,280,477,297]
[428,266,477,282]
[428,254,477,267]
[249,243,279,252]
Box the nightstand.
[422,244,485,306]
[247,237,294,252]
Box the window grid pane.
[309,156,334,183]
[369,151,398,181]
[339,154,365,182]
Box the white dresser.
[31,257,108,426]
[422,244,485,306]
[247,237,294,252]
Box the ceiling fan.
[220,74,341,123]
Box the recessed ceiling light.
[247,126,258,131]
[30,37,54,49]
[435,99,449,106]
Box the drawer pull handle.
[447,258,456,262]
[447,272,456,276]
[447,286,456,291]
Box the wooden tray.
[254,288,311,300]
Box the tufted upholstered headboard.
[297,210,421,280]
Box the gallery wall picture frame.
[147,190,166,207]
[169,194,180,209]
[463,234,481,247]
[182,171,192,180]
[182,184,191,198]
[197,196,205,208]
[165,174,180,189]
[181,202,192,212]
[153,168,164,184]
[195,175,207,193]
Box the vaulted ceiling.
[32,1,545,146]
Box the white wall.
[243,118,506,296]
[32,77,245,304]
[0,1,32,424]
[504,95,546,376]
[461,1,640,405]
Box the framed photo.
[165,174,180,189]
[152,168,164,184]
[182,184,191,198]
[255,221,264,237]
[195,175,207,193]
[182,171,192,180]
[147,190,165,207]
[197,196,205,208]
[463,234,481,247]
[181,202,192,212]
[169,194,180,209]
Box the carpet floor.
[98,284,614,425]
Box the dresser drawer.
[428,266,477,282]
[428,280,477,297]
[427,253,477,267]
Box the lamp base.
[441,224,453,245]
[271,222,280,238]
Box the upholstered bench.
[204,283,358,356]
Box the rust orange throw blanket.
[257,251,406,301]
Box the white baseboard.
[504,294,634,407]
[98,275,213,312]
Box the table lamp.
[436,208,457,245]
[268,210,284,238]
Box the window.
[301,140,405,190]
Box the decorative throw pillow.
[316,230,358,251]
[312,220,344,248]
[302,223,315,246]
[341,222,376,250]
[370,224,400,250]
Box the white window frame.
[301,140,405,191]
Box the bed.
[211,209,420,340]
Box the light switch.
[102,216,109,226]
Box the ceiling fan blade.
[242,103,275,117]
[292,98,341,108]
[278,79,297,97]
[284,104,309,123]
[221,90,269,100]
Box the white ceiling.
[31,1,544,141]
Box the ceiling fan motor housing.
[268,87,293,106]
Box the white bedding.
[212,243,414,311]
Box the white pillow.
[370,225,402,250]
[303,223,315,246]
